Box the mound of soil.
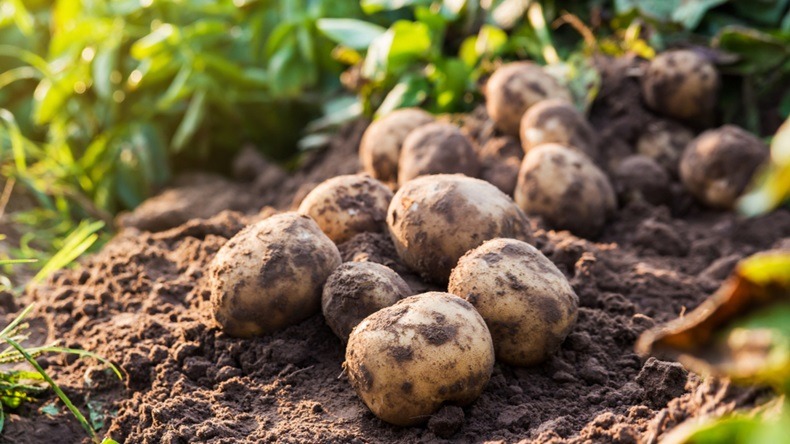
[2,56,789,443]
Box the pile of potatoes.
[206,49,769,429]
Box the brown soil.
[2,56,789,443]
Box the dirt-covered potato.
[209,213,342,337]
[388,174,533,283]
[679,125,769,209]
[322,262,412,342]
[397,123,480,185]
[359,108,435,184]
[637,119,695,176]
[519,99,599,162]
[448,238,578,366]
[514,144,616,238]
[345,292,494,426]
[641,50,718,123]
[485,62,572,136]
[613,155,671,206]
[297,174,393,244]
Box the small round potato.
[613,155,671,206]
[448,238,578,366]
[397,123,480,186]
[209,213,342,338]
[345,292,495,426]
[485,62,572,136]
[519,99,599,162]
[388,174,534,283]
[359,108,435,184]
[514,144,616,238]
[298,174,393,244]
[641,50,719,123]
[679,125,768,209]
[322,262,412,342]
[637,119,695,176]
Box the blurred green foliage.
[652,252,790,444]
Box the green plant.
[739,116,790,215]
[638,252,790,443]
[0,0,366,277]
[0,301,122,442]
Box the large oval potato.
[398,123,480,186]
[514,144,616,238]
[641,50,718,124]
[387,174,533,283]
[449,238,578,366]
[679,125,768,209]
[485,62,572,136]
[519,98,599,162]
[209,212,342,337]
[298,174,393,244]
[345,292,495,426]
[359,108,435,184]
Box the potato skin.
[387,174,534,283]
[613,155,671,206]
[637,119,695,176]
[209,213,342,338]
[679,125,768,209]
[345,292,495,426]
[519,99,599,162]
[641,50,718,123]
[322,262,412,342]
[514,144,616,238]
[298,174,393,244]
[485,62,572,136]
[359,108,435,184]
[448,238,578,366]
[397,123,480,186]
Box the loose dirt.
[1,56,788,443]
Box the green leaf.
[375,74,429,117]
[360,0,431,15]
[33,220,104,283]
[715,26,790,75]
[672,0,729,29]
[41,403,60,416]
[732,0,790,27]
[316,19,387,50]
[130,24,179,60]
[170,89,207,153]
[92,44,118,100]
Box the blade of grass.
[527,2,560,65]
[32,220,104,283]
[3,338,97,442]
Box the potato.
[637,119,695,176]
[297,174,393,244]
[679,125,769,209]
[388,174,534,283]
[359,108,435,184]
[397,123,480,186]
[613,155,671,206]
[209,212,342,337]
[345,292,494,426]
[322,262,412,342]
[448,238,578,366]
[641,50,718,124]
[519,98,599,162]
[514,144,616,238]
[485,62,572,136]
